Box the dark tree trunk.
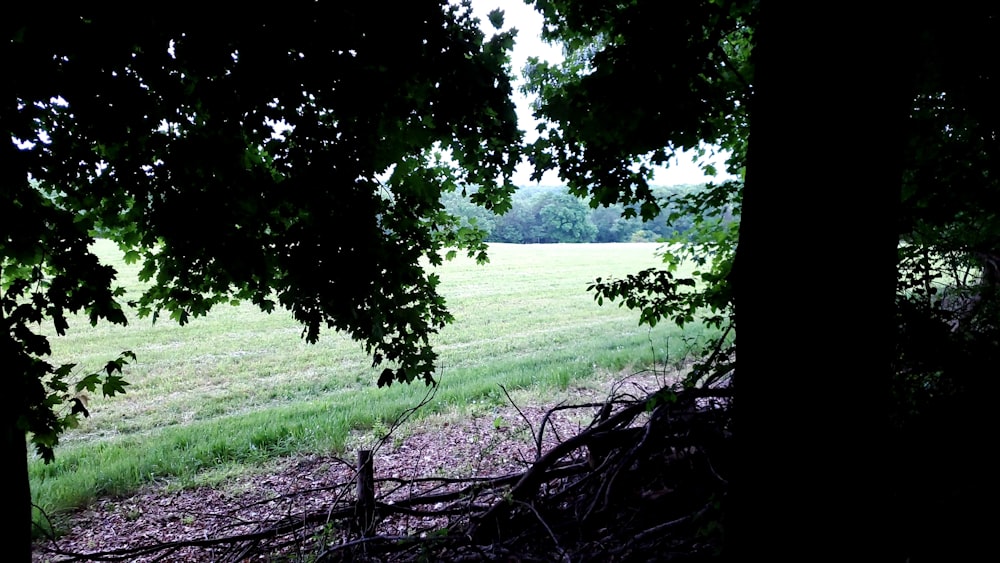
[3,415,31,562]
[728,5,908,560]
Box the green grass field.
[29,241,715,529]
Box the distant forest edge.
[445,184,738,244]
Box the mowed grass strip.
[30,241,716,526]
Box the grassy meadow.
[29,240,716,529]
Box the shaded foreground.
[33,371,733,562]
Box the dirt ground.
[33,371,672,562]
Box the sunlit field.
[29,241,716,527]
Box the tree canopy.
[520,0,748,385]
[5,0,521,449]
[521,0,998,559]
[4,3,520,557]
[440,184,706,243]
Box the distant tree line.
[442,184,732,243]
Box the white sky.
[466,0,732,187]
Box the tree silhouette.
[3,4,519,558]
[526,0,998,559]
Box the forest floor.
[33,370,677,562]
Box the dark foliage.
[523,0,999,559]
[5,2,520,558]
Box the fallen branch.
[37,378,733,562]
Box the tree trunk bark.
[3,415,31,562]
[728,5,908,560]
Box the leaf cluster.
[4,2,522,457]
[1,263,135,459]
[521,1,749,384]
[524,0,753,217]
[892,5,1000,421]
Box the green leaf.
[102,374,130,397]
[487,9,505,30]
[75,373,102,393]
